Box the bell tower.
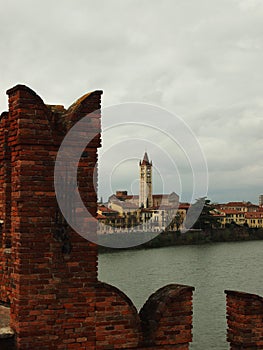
[139,152,153,208]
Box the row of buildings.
[214,201,263,228]
[97,152,263,233]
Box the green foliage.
[192,197,221,231]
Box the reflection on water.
[99,240,263,350]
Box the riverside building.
[97,152,184,233]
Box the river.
[98,240,263,350]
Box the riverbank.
[98,226,263,252]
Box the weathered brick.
[0,85,195,350]
[225,290,263,349]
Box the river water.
[98,240,263,350]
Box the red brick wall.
[225,290,263,349]
[95,282,142,349]
[0,109,13,302]
[139,284,194,349]
[94,282,194,350]
[0,85,102,349]
[0,85,195,349]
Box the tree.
[191,197,221,231]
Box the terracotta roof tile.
[220,209,245,215]
[245,212,263,219]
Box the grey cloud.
[0,0,262,203]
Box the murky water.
[99,240,263,350]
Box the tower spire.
[142,151,150,165]
[139,152,153,208]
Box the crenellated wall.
[140,284,194,348]
[0,85,102,349]
[0,85,195,349]
[225,290,263,350]
[2,85,263,349]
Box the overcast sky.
[1,0,263,204]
